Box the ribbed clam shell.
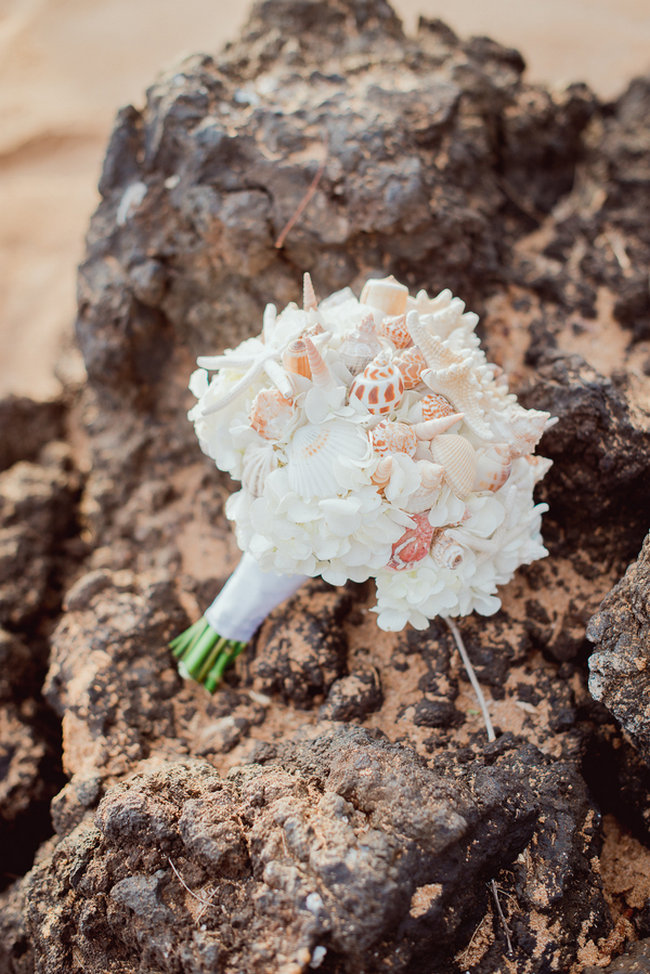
[249,389,296,441]
[282,339,311,379]
[242,444,278,497]
[349,354,404,415]
[371,421,417,457]
[360,275,408,316]
[378,314,411,349]
[387,512,435,571]
[287,421,368,499]
[421,393,455,421]
[430,434,477,498]
[394,346,426,390]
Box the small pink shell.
[349,355,404,415]
[249,389,295,440]
[394,346,427,390]
[371,421,417,457]
[378,314,412,349]
[387,512,435,571]
[420,393,455,421]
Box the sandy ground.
[1,0,649,400]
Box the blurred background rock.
[1,0,648,399]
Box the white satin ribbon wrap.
[204,552,309,642]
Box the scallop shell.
[339,315,381,376]
[474,445,512,492]
[371,421,417,457]
[349,352,404,415]
[430,434,477,498]
[420,393,455,421]
[387,512,435,571]
[282,339,311,379]
[242,444,278,497]
[287,421,368,499]
[361,275,408,316]
[431,532,464,570]
[249,389,296,441]
[394,346,427,390]
[378,314,412,349]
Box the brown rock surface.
[1,0,650,971]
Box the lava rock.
[319,665,383,721]
[587,533,650,762]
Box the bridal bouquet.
[171,274,553,691]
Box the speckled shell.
[387,512,435,571]
[378,314,412,349]
[242,444,278,497]
[420,393,455,421]
[282,339,311,379]
[394,346,427,390]
[430,434,477,498]
[349,353,404,415]
[431,532,464,570]
[249,389,296,441]
[287,421,368,499]
[371,421,417,457]
[360,275,408,316]
[474,446,512,493]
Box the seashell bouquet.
[170,274,554,691]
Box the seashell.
[360,275,408,316]
[402,460,444,513]
[387,512,435,571]
[304,336,332,387]
[394,346,427,390]
[431,532,464,570]
[378,314,412,349]
[287,421,368,499]
[349,352,404,415]
[303,272,318,311]
[371,455,393,491]
[242,444,278,497]
[422,366,494,441]
[249,389,296,441]
[507,410,553,458]
[420,393,455,421]
[430,434,477,498]
[339,315,381,376]
[371,421,417,458]
[413,413,464,441]
[282,339,311,379]
[474,445,512,492]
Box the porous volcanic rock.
[587,533,650,762]
[3,0,650,971]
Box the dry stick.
[443,616,514,958]
[167,856,216,913]
[274,138,329,249]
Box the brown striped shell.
[349,353,404,415]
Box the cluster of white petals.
[189,275,554,631]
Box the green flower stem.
[169,617,247,692]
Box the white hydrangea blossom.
[189,276,554,632]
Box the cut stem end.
[170,617,246,692]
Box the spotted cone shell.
[349,353,404,415]
[388,512,435,571]
[430,434,477,498]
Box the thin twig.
[167,856,216,910]
[490,879,514,957]
[274,137,329,249]
[443,616,495,742]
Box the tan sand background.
[1,0,649,400]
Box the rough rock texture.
[1,0,650,972]
[587,534,650,761]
